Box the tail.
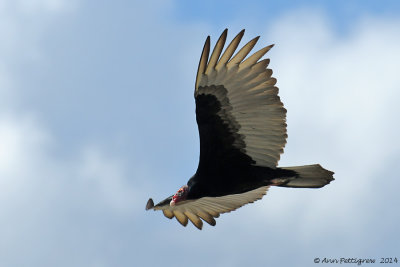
[275,164,334,188]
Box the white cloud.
[0,0,76,111]
[0,1,146,265]
[16,0,75,14]
[0,116,142,266]
[78,146,140,213]
[0,113,49,200]
[268,11,400,184]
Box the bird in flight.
[146,29,334,229]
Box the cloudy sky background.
[1,0,399,266]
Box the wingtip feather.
[227,35,260,67]
[215,29,246,70]
[205,29,228,74]
[146,198,154,210]
[195,35,211,90]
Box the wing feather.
[195,36,210,89]
[227,36,260,68]
[195,30,286,168]
[162,209,174,219]
[150,186,270,229]
[205,29,227,75]
[173,210,188,226]
[239,44,274,71]
[148,30,289,229]
[215,29,245,71]
[196,210,216,226]
[185,210,204,230]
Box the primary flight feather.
[146,29,334,230]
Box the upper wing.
[146,186,270,229]
[195,29,287,169]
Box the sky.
[1,0,399,266]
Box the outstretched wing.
[195,29,287,169]
[146,186,269,229]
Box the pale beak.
[170,199,176,206]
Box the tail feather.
[278,164,334,188]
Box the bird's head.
[170,185,189,206]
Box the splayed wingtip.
[146,198,154,210]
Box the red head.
[170,185,189,206]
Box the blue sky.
[1,1,399,266]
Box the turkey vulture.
[146,29,334,229]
